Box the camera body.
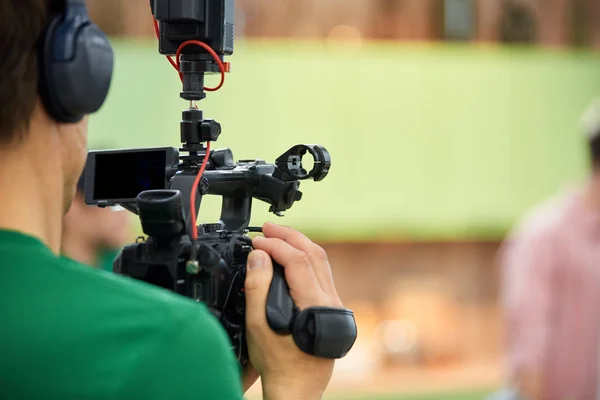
[85,0,357,366]
[86,145,332,365]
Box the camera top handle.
[168,144,331,234]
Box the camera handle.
[266,261,357,359]
[169,145,329,233]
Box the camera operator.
[61,170,132,270]
[0,1,342,399]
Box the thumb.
[244,249,273,326]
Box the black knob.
[200,119,221,141]
[181,108,203,143]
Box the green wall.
[89,39,600,241]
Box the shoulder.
[498,190,578,304]
[508,188,578,244]
[2,243,243,399]
[57,260,243,397]
[101,273,243,398]
[35,253,234,361]
[498,189,578,272]
[35,254,233,349]
[60,256,221,329]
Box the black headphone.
[38,0,114,123]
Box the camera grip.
[266,262,297,335]
[264,263,358,358]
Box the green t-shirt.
[0,229,243,400]
[98,248,119,272]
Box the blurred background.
[85,1,600,399]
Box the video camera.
[85,0,356,366]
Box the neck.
[0,134,65,254]
[60,230,99,267]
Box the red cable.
[175,40,226,91]
[190,141,211,241]
[152,19,225,239]
[174,41,224,238]
[152,19,226,91]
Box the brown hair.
[582,99,600,169]
[589,134,600,169]
[0,1,62,144]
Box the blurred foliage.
[89,39,600,241]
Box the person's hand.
[244,222,343,400]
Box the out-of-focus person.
[497,98,600,400]
[61,171,131,271]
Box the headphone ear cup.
[53,24,114,118]
[38,16,74,123]
[39,20,114,123]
